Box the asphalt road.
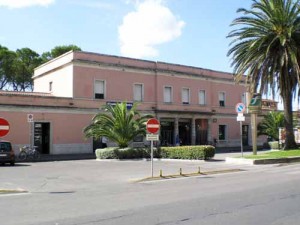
[1,159,300,225]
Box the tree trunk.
[282,90,297,150]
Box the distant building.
[0,51,270,155]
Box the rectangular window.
[49,81,53,92]
[199,90,206,105]
[219,92,225,107]
[219,125,227,140]
[94,80,105,99]
[182,88,190,104]
[134,83,143,102]
[164,86,172,103]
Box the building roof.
[0,90,53,97]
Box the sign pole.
[235,103,246,157]
[151,140,153,177]
[146,118,160,178]
[240,121,243,157]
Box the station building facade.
[0,51,270,155]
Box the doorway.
[160,121,174,146]
[179,121,191,145]
[34,122,50,154]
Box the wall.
[0,106,94,155]
[34,65,74,97]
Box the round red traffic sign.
[146,118,160,134]
[0,118,10,137]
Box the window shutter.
[95,80,105,99]
[199,90,205,105]
[164,87,172,103]
[134,84,143,101]
[182,88,189,104]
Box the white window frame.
[182,88,190,105]
[164,86,173,103]
[94,80,105,99]
[133,83,144,102]
[219,92,226,107]
[199,90,206,105]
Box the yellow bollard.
[198,166,201,174]
[160,169,163,177]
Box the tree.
[258,111,285,140]
[12,48,42,91]
[0,45,16,89]
[227,0,300,149]
[83,102,151,148]
[41,45,81,63]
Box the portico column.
[174,117,179,146]
[191,117,196,145]
[207,118,212,144]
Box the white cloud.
[68,0,114,10]
[118,0,185,58]
[0,0,55,9]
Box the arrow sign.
[0,118,10,137]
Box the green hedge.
[95,147,161,159]
[268,141,279,150]
[160,145,215,160]
[95,145,215,160]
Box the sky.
[0,0,253,74]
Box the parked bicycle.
[18,146,40,161]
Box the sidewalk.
[15,153,96,163]
[15,149,262,163]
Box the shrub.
[95,147,160,159]
[95,147,119,159]
[160,145,215,160]
[95,146,214,160]
[268,141,279,150]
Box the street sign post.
[235,103,245,157]
[146,118,160,177]
[0,118,10,138]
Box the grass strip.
[244,150,300,160]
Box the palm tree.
[227,0,300,149]
[258,111,285,140]
[84,102,151,148]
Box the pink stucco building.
[0,51,268,155]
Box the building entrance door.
[34,122,50,154]
[160,121,174,146]
[179,121,191,145]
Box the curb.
[226,156,300,165]
[0,189,28,194]
[132,168,244,182]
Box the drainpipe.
[154,61,158,118]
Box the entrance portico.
[159,115,211,146]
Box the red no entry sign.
[146,118,160,134]
[0,118,10,137]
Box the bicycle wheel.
[33,150,40,160]
[18,151,27,161]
